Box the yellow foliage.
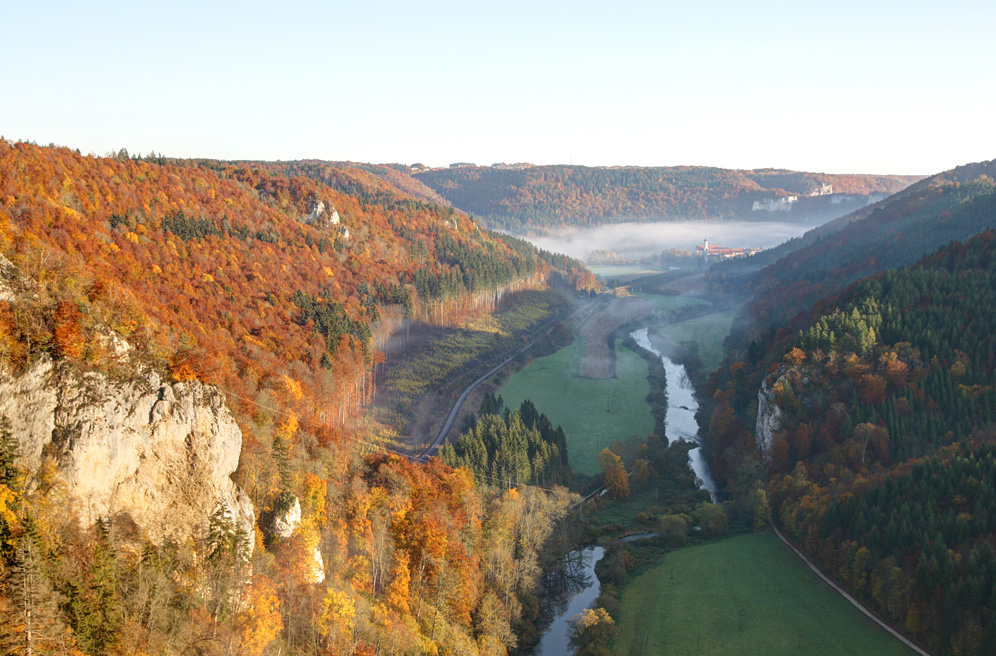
[238,575,283,656]
[323,266,334,277]
[201,273,215,283]
[279,374,304,401]
[319,588,356,640]
[277,412,298,441]
[125,231,140,243]
[0,484,19,529]
[301,472,327,530]
[418,635,440,656]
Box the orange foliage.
[238,575,283,656]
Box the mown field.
[497,337,654,474]
[612,532,916,656]
[650,309,736,375]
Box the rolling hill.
[412,164,920,230]
[734,158,996,326]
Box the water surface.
[633,328,718,501]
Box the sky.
[3,0,994,175]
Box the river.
[531,545,605,656]
[633,327,719,501]
[531,329,718,655]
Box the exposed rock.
[308,200,326,223]
[265,495,301,539]
[261,495,325,583]
[755,376,784,462]
[0,357,254,549]
[305,201,341,229]
[0,253,29,302]
[312,546,326,584]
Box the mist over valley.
[516,219,816,264]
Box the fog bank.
[520,220,814,263]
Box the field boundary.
[770,522,932,656]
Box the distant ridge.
[411,164,920,230]
[735,157,996,326]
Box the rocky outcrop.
[0,357,254,548]
[306,201,341,229]
[755,376,784,462]
[265,496,301,539]
[0,253,31,302]
[261,495,324,583]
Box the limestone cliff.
[755,376,784,463]
[0,357,254,547]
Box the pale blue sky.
[3,0,993,174]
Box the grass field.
[651,310,736,375]
[612,533,916,656]
[588,264,660,278]
[497,338,654,474]
[633,292,710,315]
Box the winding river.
[633,327,719,501]
[531,329,719,654]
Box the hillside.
[703,226,996,656]
[714,158,996,327]
[0,141,589,656]
[413,165,919,230]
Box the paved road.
[415,299,597,462]
[770,522,932,656]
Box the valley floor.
[612,532,917,656]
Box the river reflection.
[531,545,605,656]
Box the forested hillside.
[0,141,589,655]
[733,159,996,326]
[704,228,996,655]
[414,165,918,230]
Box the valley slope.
[0,141,591,656]
[700,156,996,656]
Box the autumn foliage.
[0,141,593,655]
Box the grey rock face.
[0,357,254,549]
[755,376,784,463]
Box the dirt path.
[578,295,654,379]
[770,522,932,656]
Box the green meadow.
[588,264,660,278]
[651,309,736,375]
[612,532,916,656]
[632,292,710,315]
[497,338,654,474]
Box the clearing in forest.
[612,532,917,656]
[497,337,654,474]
